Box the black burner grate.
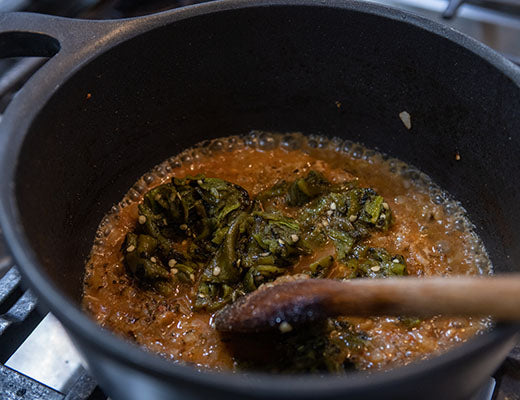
[443,0,520,19]
[0,265,106,400]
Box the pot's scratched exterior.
[0,2,519,399]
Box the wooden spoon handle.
[214,275,520,333]
[322,275,520,320]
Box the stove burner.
[443,0,520,19]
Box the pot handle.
[0,12,126,59]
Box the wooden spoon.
[214,275,520,333]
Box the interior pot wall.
[14,5,520,302]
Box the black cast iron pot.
[0,1,519,399]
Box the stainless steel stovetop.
[0,1,519,399]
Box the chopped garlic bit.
[213,266,221,276]
[279,321,293,333]
[330,202,337,210]
[291,234,299,243]
[126,245,135,252]
[399,111,412,130]
[150,257,157,263]
[168,259,177,268]
[349,215,357,222]
[189,273,195,281]
[171,268,178,275]
[371,265,381,272]
[138,215,147,224]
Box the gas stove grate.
[0,267,106,400]
[443,0,520,19]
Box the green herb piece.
[172,263,196,284]
[327,229,356,260]
[358,193,392,230]
[309,255,334,278]
[244,265,287,291]
[201,212,250,284]
[124,234,170,282]
[194,282,239,311]
[287,170,330,206]
[249,211,302,260]
[254,181,290,211]
[344,246,407,278]
[360,194,383,224]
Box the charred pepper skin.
[123,171,407,310]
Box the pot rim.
[0,0,519,397]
